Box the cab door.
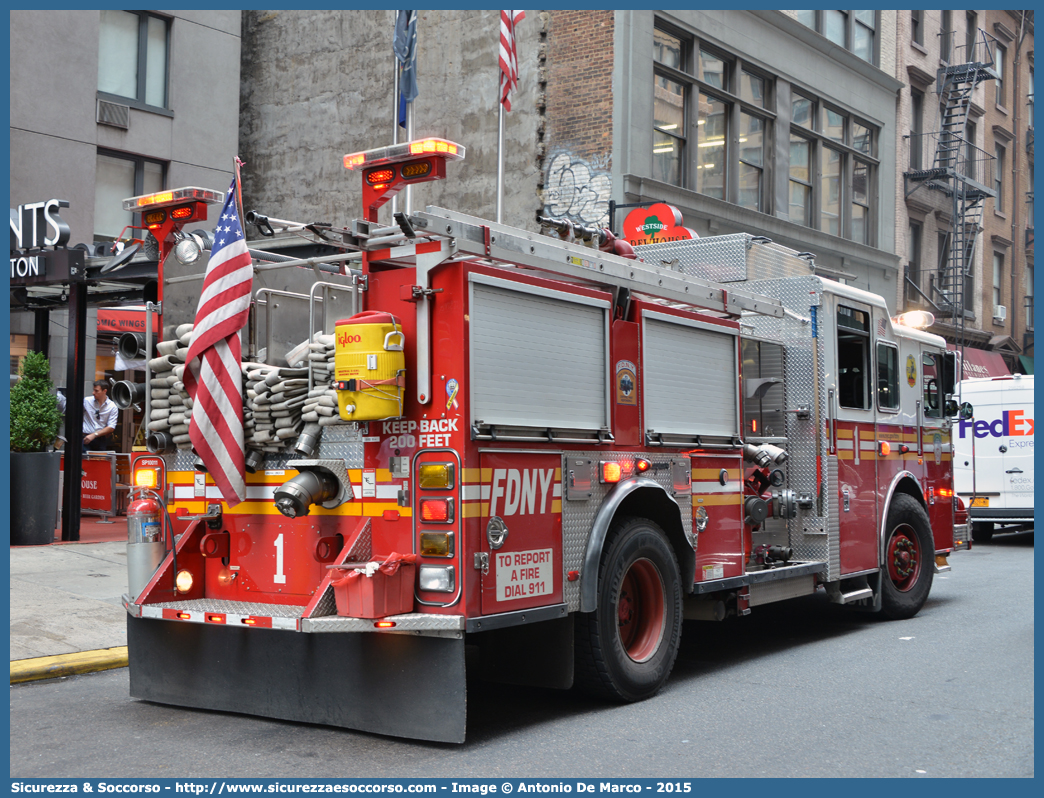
[920,348,955,547]
[478,451,563,615]
[832,300,879,573]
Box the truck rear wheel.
[972,522,995,543]
[574,517,682,701]
[880,494,934,620]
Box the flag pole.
[405,102,415,215]
[496,102,505,224]
[391,54,400,218]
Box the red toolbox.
[330,553,418,619]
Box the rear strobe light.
[419,565,455,593]
[420,532,454,557]
[419,498,454,523]
[175,570,194,594]
[600,459,639,483]
[418,463,455,489]
[134,468,158,488]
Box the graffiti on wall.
[544,152,611,227]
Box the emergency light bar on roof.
[122,187,225,212]
[344,139,465,170]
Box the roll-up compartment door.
[643,313,739,438]
[469,275,609,431]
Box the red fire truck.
[119,139,969,743]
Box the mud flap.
[127,615,467,743]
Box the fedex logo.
[958,410,1034,438]
[489,468,555,517]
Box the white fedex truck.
[952,374,1034,542]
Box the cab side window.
[837,306,870,409]
[922,353,942,418]
[877,343,899,410]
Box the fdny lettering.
[958,410,1034,438]
[489,468,554,517]
[495,548,554,601]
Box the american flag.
[499,10,525,111]
[183,175,253,507]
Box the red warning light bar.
[344,139,466,170]
[121,186,224,212]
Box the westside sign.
[622,202,698,247]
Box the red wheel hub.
[886,525,921,592]
[616,558,666,663]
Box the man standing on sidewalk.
[83,380,118,451]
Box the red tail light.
[420,498,452,522]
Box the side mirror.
[959,401,974,420]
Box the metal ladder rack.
[412,206,785,319]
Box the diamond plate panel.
[146,598,306,617]
[317,426,365,467]
[303,613,464,633]
[740,276,836,577]
[560,452,692,611]
[635,234,815,285]
[635,234,752,282]
[164,426,364,476]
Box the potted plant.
[10,350,63,545]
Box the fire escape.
[904,29,999,353]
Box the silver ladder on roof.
[412,206,785,319]
[357,206,785,407]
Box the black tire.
[972,521,995,543]
[880,494,934,620]
[574,517,683,701]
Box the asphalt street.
[10,530,1033,778]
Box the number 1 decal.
[274,533,287,584]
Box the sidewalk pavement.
[10,516,130,683]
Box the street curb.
[10,646,129,684]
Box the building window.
[995,43,1006,107]
[789,94,877,242]
[796,10,876,64]
[825,10,847,47]
[940,11,953,63]
[652,24,773,212]
[95,150,166,241]
[995,144,1006,212]
[966,12,978,57]
[910,89,924,169]
[907,221,923,305]
[98,10,170,110]
[963,119,978,182]
[911,11,924,46]
[993,252,1004,315]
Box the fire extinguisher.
[127,493,166,599]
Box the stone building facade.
[239,10,905,307]
[893,10,1033,371]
